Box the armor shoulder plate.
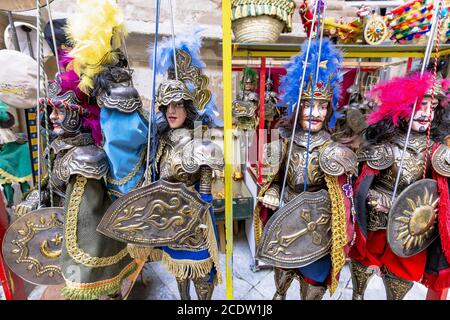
[357,143,394,170]
[319,142,358,177]
[97,86,143,113]
[181,139,224,174]
[432,144,450,177]
[64,145,109,180]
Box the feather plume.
[148,27,205,75]
[149,28,222,127]
[367,72,433,125]
[279,38,343,128]
[66,0,127,93]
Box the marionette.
[255,38,357,300]
[65,0,148,200]
[97,29,223,300]
[232,67,259,131]
[0,101,31,209]
[349,72,450,300]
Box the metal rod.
[145,0,161,185]
[7,12,20,52]
[168,0,178,80]
[303,2,326,193]
[24,27,35,60]
[45,0,61,75]
[279,0,320,207]
[257,56,266,185]
[391,0,441,203]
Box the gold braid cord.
[324,174,347,294]
[107,147,147,186]
[65,176,129,268]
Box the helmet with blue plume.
[279,38,343,128]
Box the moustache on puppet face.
[413,115,430,122]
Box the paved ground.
[27,223,441,300]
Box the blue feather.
[148,27,222,127]
[148,27,205,75]
[278,38,343,128]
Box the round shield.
[387,179,439,257]
[0,49,43,109]
[2,207,65,285]
[0,0,54,12]
[4,22,53,60]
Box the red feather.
[367,72,433,125]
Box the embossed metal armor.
[50,133,109,197]
[358,133,433,231]
[2,207,65,286]
[156,128,224,187]
[258,129,357,267]
[96,66,143,113]
[232,91,259,130]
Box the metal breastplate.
[375,134,431,194]
[286,131,329,195]
[157,129,200,186]
[50,134,108,197]
[368,133,432,230]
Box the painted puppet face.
[300,100,329,132]
[411,96,438,133]
[166,100,188,129]
[49,106,66,136]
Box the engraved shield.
[256,190,332,268]
[2,207,64,285]
[97,180,211,246]
[387,179,439,257]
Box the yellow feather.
[67,0,127,94]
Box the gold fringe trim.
[324,174,347,295]
[204,212,223,284]
[62,261,137,300]
[153,249,218,285]
[65,176,129,267]
[150,213,223,285]
[127,244,154,260]
[0,168,31,184]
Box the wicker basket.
[0,0,54,12]
[232,15,285,43]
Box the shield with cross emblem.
[256,190,332,268]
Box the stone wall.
[1,0,360,118]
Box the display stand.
[232,42,450,300]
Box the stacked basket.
[232,0,296,43]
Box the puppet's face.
[49,106,67,136]
[411,96,438,133]
[244,80,253,92]
[300,100,329,132]
[166,100,187,129]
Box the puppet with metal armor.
[349,72,450,300]
[255,39,357,300]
